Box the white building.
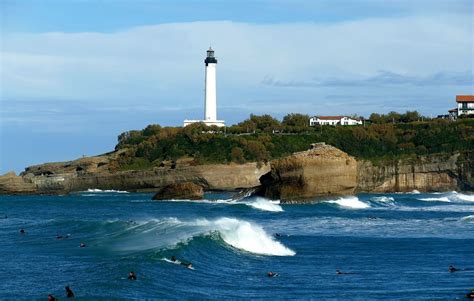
[184,47,225,127]
[456,95,474,117]
[309,115,363,126]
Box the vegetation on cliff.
[114,113,474,170]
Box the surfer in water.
[267,271,278,277]
[180,262,193,269]
[128,271,137,280]
[47,294,57,301]
[19,228,25,234]
[449,265,459,272]
[65,286,74,298]
[79,242,86,248]
[171,256,177,262]
[336,269,356,275]
[466,290,474,299]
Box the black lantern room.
[205,47,218,65]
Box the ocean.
[0,191,473,300]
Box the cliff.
[0,152,270,195]
[1,145,472,198]
[356,152,474,193]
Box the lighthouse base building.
[184,47,225,127]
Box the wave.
[85,188,129,193]
[417,192,474,203]
[451,193,474,202]
[245,198,283,212]
[165,196,284,212]
[95,217,294,256]
[460,215,474,222]
[325,196,370,209]
[418,197,451,202]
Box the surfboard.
[162,258,195,270]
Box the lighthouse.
[184,47,225,127]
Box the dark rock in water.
[152,182,204,200]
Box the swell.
[44,217,295,257]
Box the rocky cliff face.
[1,145,472,198]
[259,143,358,202]
[0,152,270,195]
[357,152,474,193]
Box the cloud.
[262,70,474,87]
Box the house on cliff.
[309,116,363,126]
[456,95,474,117]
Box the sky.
[1,0,473,173]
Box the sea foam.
[325,196,370,209]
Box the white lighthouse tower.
[184,47,225,127]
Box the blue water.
[1,191,473,300]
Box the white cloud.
[1,16,472,115]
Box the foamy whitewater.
[1,191,473,299]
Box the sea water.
[0,191,473,300]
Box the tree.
[282,113,310,128]
[230,147,245,163]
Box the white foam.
[461,215,474,222]
[452,193,474,202]
[326,196,370,209]
[246,198,283,212]
[370,196,395,203]
[410,190,421,194]
[418,197,451,202]
[86,188,129,193]
[212,218,295,256]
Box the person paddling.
[128,271,137,280]
[449,265,459,272]
[47,294,57,301]
[65,286,74,298]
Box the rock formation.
[0,152,270,195]
[356,152,473,192]
[259,143,358,201]
[152,182,204,200]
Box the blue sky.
[1,0,473,173]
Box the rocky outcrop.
[1,144,472,199]
[152,182,204,200]
[0,153,270,195]
[357,152,474,192]
[259,143,357,202]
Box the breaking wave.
[460,215,474,222]
[418,197,451,202]
[325,196,370,209]
[245,198,283,212]
[93,217,294,256]
[165,196,284,212]
[85,189,129,193]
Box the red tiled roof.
[456,95,474,102]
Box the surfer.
[449,265,459,272]
[336,270,356,275]
[47,294,57,301]
[180,262,193,269]
[79,243,86,248]
[65,286,74,298]
[128,271,137,280]
[19,228,25,234]
[267,271,278,277]
[171,255,177,262]
[274,233,282,237]
[466,290,474,299]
